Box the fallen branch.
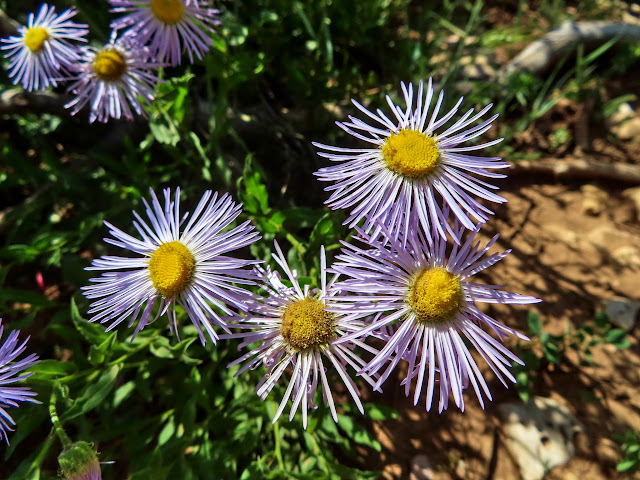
[0,8,19,38]
[500,21,640,77]
[510,157,640,184]
[0,89,71,116]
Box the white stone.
[498,397,583,480]
[603,297,640,331]
[409,454,434,480]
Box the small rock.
[608,103,640,141]
[623,186,640,222]
[498,397,583,480]
[580,184,608,216]
[409,454,434,480]
[602,297,640,331]
[611,245,640,269]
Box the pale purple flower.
[223,242,378,428]
[109,0,220,66]
[0,4,88,91]
[329,220,540,412]
[0,319,40,444]
[82,188,260,345]
[314,79,508,243]
[65,37,161,123]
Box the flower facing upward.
[82,188,260,345]
[329,221,540,412]
[109,0,220,66]
[223,242,378,428]
[65,37,161,123]
[314,79,508,243]
[0,319,40,444]
[0,4,88,91]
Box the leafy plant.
[513,311,630,402]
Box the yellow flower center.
[93,49,127,81]
[150,0,185,25]
[24,27,49,52]
[148,241,196,297]
[409,267,464,325]
[382,129,441,180]
[280,298,335,351]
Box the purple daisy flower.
[0,319,40,444]
[314,79,508,243]
[109,0,220,66]
[65,36,161,123]
[82,188,260,345]
[0,4,88,91]
[329,220,540,412]
[223,242,378,428]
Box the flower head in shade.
[0,319,40,444]
[223,242,378,428]
[0,4,88,91]
[109,0,220,66]
[82,188,260,345]
[65,36,161,123]
[329,220,540,412]
[58,441,102,480]
[314,79,508,243]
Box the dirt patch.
[364,176,640,480]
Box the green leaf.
[336,414,381,452]
[29,360,78,381]
[604,328,630,349]
[362,403,398,421]
[617,459,638,472]
[527,311,542,336]
[63,364,120,420]
[70,297,109,345]
[594,311,609,330]
[240,156,269,215]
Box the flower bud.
[58,441,101,480]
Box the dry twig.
[510,157,640,184]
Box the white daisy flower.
[223,242,378,428]
[65,36,161,123]
[109,0,220,66]
[314,78,508,243]
[82,187,260,345]
[330,220,541,412]
[0,4,88,91]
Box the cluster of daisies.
[82,80,536,428]
[1,1,219,123]
[0,6,540,448]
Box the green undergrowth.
[1,0,639,478]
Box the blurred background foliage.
[0,0,639,478]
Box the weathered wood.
[501,21,640,77]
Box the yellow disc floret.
[280,298,335,351]
[150,0,185,25]
[24,27,49,53]
[93,49,127,81]
[409,266,464,325]
[148,241,196,297]
[382,129,441,180]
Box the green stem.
[56,334,157,384]
[273,421,285,471]
[49,385,72,449]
